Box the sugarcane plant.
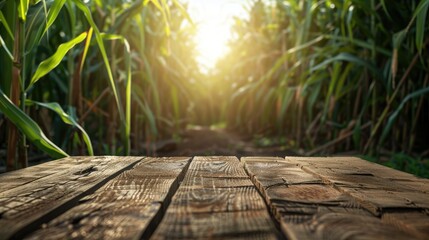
[0,0,191,171]
[214,0,428,166]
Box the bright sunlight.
[186,0,246,72]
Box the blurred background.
[0,0,428,177]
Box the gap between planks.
[241,156,429,240]
[151,156,284,239]
[22,157,192,240]
[0,156,143,240]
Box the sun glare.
[194,25,229,72]
[186,0,246,73]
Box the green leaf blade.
[0,89,69,158]
[26,100,94,155]
[43,0,66,36]
[18,0,29,21]
[28,31,87,90]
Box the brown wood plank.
[281,212,415,240]
[25,157,191,240]
[382,211,429,239]
[151,156,280,239]
[242,157,420,240]
[0,156,142,240]
[0,157,93,193]
[286,157,429,215]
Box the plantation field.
[0,0,428,177]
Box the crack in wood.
[241,157,287,240]
[20,157,192,240]
[73,166,98,176]
[151,156,282,239]
[2,156,428,239]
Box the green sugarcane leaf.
[100,33,132,155]
[68,108,93,155]
[80,27,93,75]
[311,52,381,78]
[393,29,408,49]
[172,0,194,25]
[73,0,122,119]
[150,0,170,36]
[110,0,145,33]
[26,101,71,124]
[43,0,66,36]
[28,31,87,90]
[0,34,13,60]
[278,88,294,125]
[0,89,69,158]
[26,100,94,155]
[18,0,29,21]
[415,0,429,53]
[380,87,429,146]
[0,11,14,39]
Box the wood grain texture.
[151,156,280,239]
[25,157,191,240]
[281,212,415,240]
[382,211,429,239]
[285,157,429,215]
[2,155,428,240]
[0,157,91,193]
[242,156,424,240]
[0,156,142,240]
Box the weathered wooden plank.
[187,156,249,177]
[25,157,191,240]
[169,186,266,213]
[286,157,429,215]
[153,211,278,239]
[0,156,142,240]
[382,211,429,239]
[281,212,416,240]
[393,179,429,194]
[0,157,93,193]
[151,156,280,239]
[242,157,420,240]
[286,156,420,180]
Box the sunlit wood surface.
[1,156,428,239]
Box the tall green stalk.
[213,0,429,163]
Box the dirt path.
[156,126,297,157]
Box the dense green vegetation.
[1,0,428,177]
[0,0,200,170]
[213,0,429,176]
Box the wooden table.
[1,156,428,239]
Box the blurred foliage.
[1,0,428,178]
[0,0,200,170]
[362,154,429,178]
[211,0,429,177]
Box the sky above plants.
[185,0,247,72]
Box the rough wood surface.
[242,156,429,240]
[0,156,142,240]
[286,157,429,214]
[0,157,88,193]
[25,157,191,240]
[1,156,428,239]
[151,156,280,239]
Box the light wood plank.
[151,156,280,239]
[25,157,191,240]
[0,156,142,240]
